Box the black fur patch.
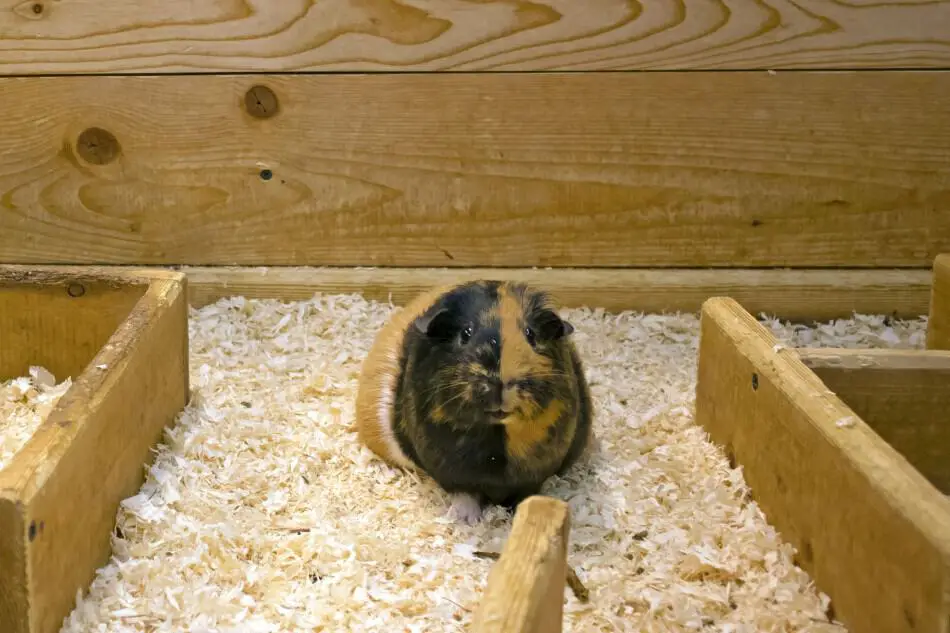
[558,345,593,474]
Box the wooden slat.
[470,495,570,633]
[1,73,949,268]
[0,272,146,382]
[0,270,189,633]
[928,254,950,350]
[1,0,950,74]
[173,265,934,321]
[694,297,950,633]
[798,348,950,494]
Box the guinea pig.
[355,279,592,524]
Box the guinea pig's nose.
[478,379,503,404]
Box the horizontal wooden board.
[1,73,949,268]
[0,274,145,383]
[1,0,950,73]
[695,297,950,633]
[798,348,950,494]
[5,265,933,321]
[170,266,933,321]
[927,254,950,350]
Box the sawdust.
[1,366,71,472]
[58,295,928,632]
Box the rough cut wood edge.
[927,254,950,350]
[470,495,570,633]
[1,72,949,268]
[0,0,949,73]
[796,348,950,495]
[0,268,189,633]
[694,297,950,633]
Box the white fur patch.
[374,361,414,470]
[447,492,483,525]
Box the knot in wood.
[245,85,280,119]
[76,127,120,165]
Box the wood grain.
[171,265,934,322]
[1,73,950,268]
[695,297,950,633]
[927,254,950,350]
[1,0,950,73]
[0,269,189,633]
[470,495,570,633]
[798,348,950,494]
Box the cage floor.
[58,293,928,633]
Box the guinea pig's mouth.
[486,407,514,420]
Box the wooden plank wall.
[1,1,949,268]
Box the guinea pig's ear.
[534,308,574,341]
[413,304,457,340]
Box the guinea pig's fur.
[355,280,592,524]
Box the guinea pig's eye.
[459,326,474,344]
[524,326,536,346]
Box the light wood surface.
[798,348,950,495]
[927,254,950,350]
[0,269,146,382]
[694,297,950,633]
[0,269,189,633]
[1,0,949,73]
[1,73,949,268]
[177,265,934,321]
[470,495,570,633]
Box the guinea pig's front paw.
[447,492,483,525]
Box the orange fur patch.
[503,399,565,459]
[430,404,447,423]
[497,284,552,383]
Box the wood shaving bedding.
[59,295,928,633]
[1,366,72,472]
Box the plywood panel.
[1,0,950,74]
[694,297,950,633]
[1,72,949,268]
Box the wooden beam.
[1,72,949,268]
[927,254,950,350]
[1,264,934,322]
[470,496,570,633]
[1,1,949,73]
[694,297,950,633]
[797,348,950,494]
[181,266,934,321]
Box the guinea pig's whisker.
[418,377,469,397]
[524,371,569,380]
[437,392,472,413]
